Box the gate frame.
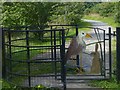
[116,27,120,84]
[2,26,66,89]
[108,27,112,78]
[2,25,114,90]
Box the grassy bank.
[84,14,120,28]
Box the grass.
[84,13,120,28]
[1,79,60,90]
[90,75,120,89]
[79,20,92,27]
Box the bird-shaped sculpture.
[65,32,92,73]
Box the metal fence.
[2,26,66,89]
[2,25,113,89]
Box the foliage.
[84,2,120,24]
[2,2,54,39]
[2,2,86,39]
[2,2,54,27]
[115,2,120,23]
[83,2,100,15]
[91,2,116,17]
[90,75,120,89]
[50,2,85,25]
[2,79,60,90]
[2,2,86,26]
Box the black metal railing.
[2,26,66,88]
[116,27,120,84]
[2,25,113,89]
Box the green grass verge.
[1,79,60,90]
[79,20,92,27]
[84,14,120,28]
[90,75,120,89]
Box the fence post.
[26,29,31,87]
[1,28,5,79]
[54,30,57,79]
[76,25,80,68]
[109,27,112,78]
[61,29,66,90]
[116,27,120,84]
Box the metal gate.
[66,28,112,81]
[2,26,66,89]
[2,25,112,89]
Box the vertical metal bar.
[76,25,79,68]
[109,27,112,78]
[76,25,78,36]
[97,28,104,74]
[26,29,31,87]
[94,28,104,75]
[97,28,104,62]
[8,28,12,75]
[61,29,66,90]
[51,28,54,79]
[116,27,120,84]
[59,30,62,45]
[51,27,53,61]
[1,28,6,79]
[50,26,52,29]
[54,30,57,79]
[103,30,106,77]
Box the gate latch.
[106,31,116,36]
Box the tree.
[2,2,54,39]
[50,2,85,25]
[2,2,54,27]
[115,2,120,23]
[83,2,100,15]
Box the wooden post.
[116,27,120,84]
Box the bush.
[91,2,116,17]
